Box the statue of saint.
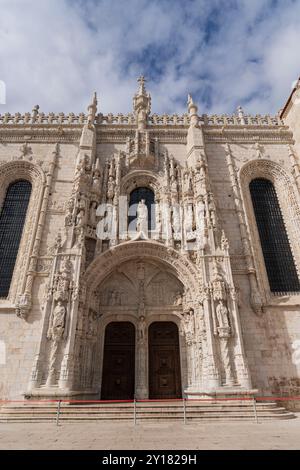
[216,300,230,329]
[136,199,148,234]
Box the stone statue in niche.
[196,198,205,229]
[65,198,74,226]
[194,160,207,197]
[76,197,86,227]
[47,300,66,341]
[173,291,183,306]
[136,199,148,233]
[107,175,115,201]
[53,258,72,302]
[138,315,146,343]
[211,260,227,301]
[216,300,230,330]
[182,308,195,341]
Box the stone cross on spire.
[133,76,151,130]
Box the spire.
[237,105,246,125]
[187,93,199,126]
[133,76,151,130]
[137,75,147,95]
[87,91,98,127]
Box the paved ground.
[0,415,300,450]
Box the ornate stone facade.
[0,77,300,400]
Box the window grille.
[249,178,300,293]
[0,180,32,297]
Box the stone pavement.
[0,415,300,450]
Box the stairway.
[0,400,295,423]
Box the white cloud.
[0,0,300,115]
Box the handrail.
[1,395,300,404]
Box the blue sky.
[0,0,300,115]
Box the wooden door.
[149,322,182,399]
[101,322,135,400]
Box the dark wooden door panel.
[101,322,135,400]
[149,322,182,399]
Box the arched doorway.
[101,322,135,400]
[148,322,182,399]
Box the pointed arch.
[239,159,300,295]
[0,160,45,302]
[83,240,202,297]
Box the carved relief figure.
[47,300,66,342]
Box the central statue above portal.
[136,199,149,235]
[133,76,151,130]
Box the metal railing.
[0,395,299,426]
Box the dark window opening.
[0,180,32,297]
[249,178,300,293]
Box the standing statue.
[106,176,115,201]
[138,315,146,343]
[136,199,148,234]
[216,300,230,330]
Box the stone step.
[0,401,295,423]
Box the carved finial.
[137,75,147,95]
[237,105,245,124]
[187,94,194,107]
[87,92,98,126]
[187,93,199,126]
[221,230,229,251]
[31,105,39,123]
[133,76,151,130]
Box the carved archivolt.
[120,170,162,198]
[0,160,45,304]
[239,159,300,297]
[84,240,202,300]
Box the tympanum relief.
[99,259,184,310]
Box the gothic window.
[249,178,300,293]
[0,180,32,297]
[128,187,155,231]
